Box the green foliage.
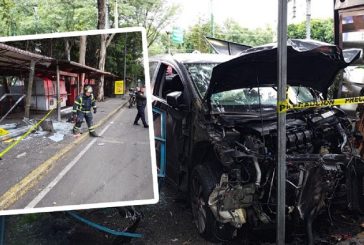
[114,0,180,47]
[18,213,41,225]
[0,0,148,83]
[105,32,144,81]
[0,0,97,36]
[183,18,216,53]
[288,19,334,43]
[150,18,275,55]
[220,19,274,46]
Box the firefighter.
[72,85,99,137]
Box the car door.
[151,61,189,186]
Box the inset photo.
[0,28,158,215]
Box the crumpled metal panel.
[205,39,361,99]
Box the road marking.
[26,121,113,208]
[100,139,150,145]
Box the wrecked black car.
[150,39,364,243]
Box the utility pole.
[210,0,215,37]
[306,0,311,39]
[167,31,171,54]
[33,4,39,34]
[277,0,287,244]
[293,0,296,18]
[106,0,110,29]
[123,32,127,93]
[114,0,118,28]
[56,63,61,121]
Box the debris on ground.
[0,125,32,141]
[40,119,54,132]
[52,121,73,135]
[16,152,27,158]
[0,123,17,130]
[0,119,74,144]
[48,133,64,142]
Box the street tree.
[115,0,180,47]
[97,0,116,101]
[288,19,334,43]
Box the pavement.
[4,182,363,245]
[0,97,156,212]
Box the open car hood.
[205,36,252,55]
[205,39,361,100]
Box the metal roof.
[0,43,117,78]
[0,43,54,76]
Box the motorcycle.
[128,88,136,108]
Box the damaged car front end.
[187,40,364,242]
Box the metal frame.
[277,0,288,244]
[0,216,4,245]
[152,107,167,178]
[0,94,26,124]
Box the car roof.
[150,53,234,64]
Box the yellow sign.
[0,128,9,136]
[114,80,124,95]
[278,96,364,113]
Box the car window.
[288,86,315,104]
[211,86,318,112]
[184,63,218,98]
[152,63,184,100]
[149,61,159,82]
[161,74,183,99]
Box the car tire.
[190,164,237,243]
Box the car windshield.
[185,62,319,113]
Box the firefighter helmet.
[84,85,93,93]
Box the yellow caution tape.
[278,96,364,113]
[0,100,62,158]
[0,128,9,136]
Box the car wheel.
[190,164,237,242]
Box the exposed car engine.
[207,107,364,241]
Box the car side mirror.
[166,91,183,108]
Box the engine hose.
[305,209,315,245]
[337,123,347,152]
[253,157,261,187]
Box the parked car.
[340,66,364,117]
[150,39,364,243]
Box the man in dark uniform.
[72,85,99,137]
[133,86,149,128]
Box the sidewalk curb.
[0,100,128,210]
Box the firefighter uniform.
[72,86,98,137]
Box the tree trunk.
[97,0,106,101]
[98,34,106,101]
[64,38,72,61]
[97,0,116,101]
[79,36,87,93]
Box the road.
[11,106,155,210]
